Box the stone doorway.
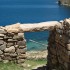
[24,31,48,70]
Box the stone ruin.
[0,29,26,64]
[0,21,60,64]
[0,18,70,70]
[47,19,70,70]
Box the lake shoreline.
[26,50,48,60]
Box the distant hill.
[58,0,70,6]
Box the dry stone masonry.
[47,19,70,70]
[0,18,70,70]
[0,28,26,64]
[0,21,61,64]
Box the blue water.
[0,0,70,50]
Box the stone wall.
[0,28,26,64]
[0,18,70,70]
[0,20,61,64]
[47,19,70,70]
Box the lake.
[0,0,70,50]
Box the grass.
[0,62,23,70]
[24,59,47,70]
[0,59,47,70]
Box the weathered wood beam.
[5,21,61,33]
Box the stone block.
[3,60,9,63]
[67,44,70,50]
[68,39,70,43]
[18,53,26,56]
[0,42,6,50]
[0,55,4,58]
[67,51,70,55]
[48,47,56,56]
[4,46,15,53]
[0,29,6,34]
[18,33,24,38]
[4,53,10,56]
[17,59,25,63]
[7,42,14,46]
[0,34,4,37]
[4,36,12,39]
[16,48,26,54]
[0,50,3,55]
[60,53,69,62]
[57,44,68,55]
[8,39,17,42]
[3,56,12,60]
[64,62,68,70]
[58,57,64,64]
[10,53,17,57]
[17,54,26,59]
[14,45,19,48]
[17,40,26,46]
[56,29,63,34]
[13,34,18,40]
[19,46,26,49]
[6,33,14,37]
[0,57,2,61]
[0,37,3,40]
[0,40,4,45]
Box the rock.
[0,57,2,61]
[17,54,26,59]
[16,48,27,54]
[0,40,4,45]
[7,42,14,46]
[4,36,12,39]
[52,69,56,70]
[18,33,24,38]
[7,33,14,37]
[0,38,3,40]
[5,21,61,33]
[18,53,26,56]
[5,23,21,33]
[0,43,6,50]
[68,51,70,55]
[4,53,10,56]
[14,45,19,48]
[17,59,25,63]
[13,33,24,40]
[3,56,12,60]
[10,53,17,57]
[0,50,3,55]
[56,29,63,34]
[19,46,26,49]
[13,34,19,40]
[0,29,6,34]
[8,39,17,42]
[21,64,31,68]
[67,44,70,50]
[0,55,4,58]
[68,39,70,43]
[3,60,9,63]
[4,46,15,53]
[17,40,26,46]
[0,34,4,37]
